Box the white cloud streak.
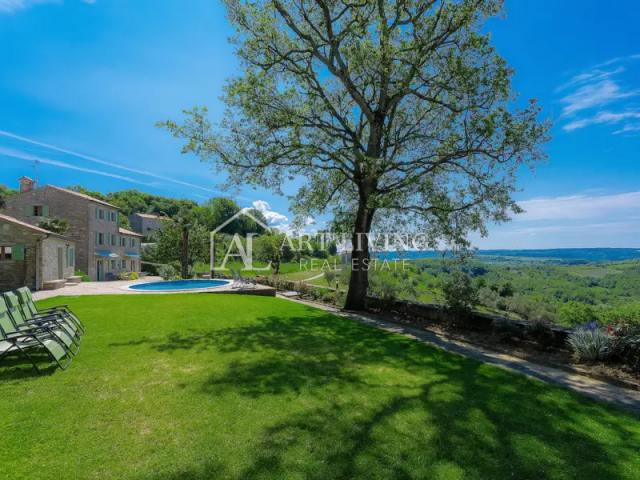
[516,191,640,221]
[563,111,640,131]
[0,147,159,187]
[558,55,640,134]
[0,0,58,13]
[613,123,640,135]
[560,80,636,116]
[0,130,247,200]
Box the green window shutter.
[12,244,24,260]
[95,232,99,245]
[73,248,76,266]
[26,205,33,217]
[42,205,49,217]
[95,207,99,218]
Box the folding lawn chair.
[4,292,80,355]
[0,297,73,373]
[16,287,85,334]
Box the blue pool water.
[129,279,231,291]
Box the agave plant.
[567,327,612,362]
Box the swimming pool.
[128,279,231,291]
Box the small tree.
[559,301,598,327]
[324,270,336,287]
[37,217,70,235]
[441,270,478,318]
[254,233,285,275]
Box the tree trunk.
[344,195,375,311]
[182,230,189,279]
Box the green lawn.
[1,295,639,479]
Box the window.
[131,239,136,248]
[0,246,12,260]
[130,260,135,271]
[33,205,43,216]
[96,232,105,245]
[111,234,116,246]
[122,259,127,270]
[66,247,75,267]
[110,259,116,269]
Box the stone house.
[0,214,76,292]
[2,177,141,281]
[128,213,168,239]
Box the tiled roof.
[119,227,143,237]
[44,185,120,209]
[133,213,168,220]
[0,213,74,241]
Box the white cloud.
[507,221,640,236]
[0,130,242,198]
[560,80,636,116]
[515,191,640,221]
[0,0,57,13]
[563,111,640,131]
[0,147,159,187]
[556,66,625,92]
[0,0,95,12]
[558,56,640,134]
[252,200,289,225]
[613,123,640,135]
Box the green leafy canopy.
[158,0,552,308]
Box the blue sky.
[1,0,639,249]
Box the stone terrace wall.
[364,296,571,348]
[0,222,41,291]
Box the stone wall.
[87,203,121,280]
[364,296,571,348]
[0,222,41,291]
[3,186,94,277]
[41,236,76,286]
[2,186,122,281]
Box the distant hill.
[381,248,640,263]
[476,248,640,262]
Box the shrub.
[118,272,140,280]
[559,301,598,326]
[499,282,515,297]
[158,265,176,281]
[75,270,91,282]
[492,318,523,343]
[525,317,555,347]
[184,265,196,279]
[599,303,640,326]
[567,326,612,362]
[441,271,478,318]
[324,270,336,287]
[117,271,139,281]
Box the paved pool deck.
[32,276,276,300]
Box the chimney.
[18,176,36,193]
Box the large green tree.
[0,184,19,208]
[159,0,551,310]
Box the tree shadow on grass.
[115,308,640,479]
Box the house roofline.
[210,208,271,234]
[0,213,76,241]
